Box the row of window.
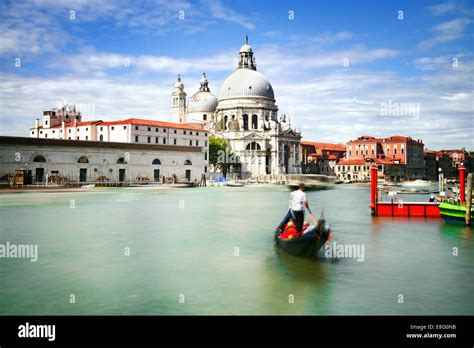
[133,136,207,147]
[34,155,194,166]
[349,148,405,156]
[339,165,371,172]
[36,127,208,137]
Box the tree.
[209,135,241,177]
[209,135,227,172]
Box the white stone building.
[173,37,302,177]
[0,136,206,183]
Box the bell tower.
[172,74,187,123]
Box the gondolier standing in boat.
[277,183,316,234]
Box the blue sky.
[0,0,473,150]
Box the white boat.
[81,184,95,189]
[226,181,244,187]
[402,180,432,187]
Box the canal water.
[0,185,472,315]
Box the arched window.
[184,160,192,165]
[117,157,126,164]
[242,114,249,130]
[252,114,258,129]
[152,159,161,165]
[33,155,46,162]
[99,134,104,141]
[246,142,261,151]
[224,115,228,130]
[78,156,89,163]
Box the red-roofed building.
[300,141,346,175]
[335,157,405,181]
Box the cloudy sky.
[0,0,473,150]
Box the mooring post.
[466,172,472,226]
[459,164,466,203]
[370,164,378,216]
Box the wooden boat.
[287,183,331,191]
[439,202,474,225]
[274,218,331,257]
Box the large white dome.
[188,91,218,113]
[218,69,275,101]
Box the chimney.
[35,118,40,129]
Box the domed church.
[171,36,302,178]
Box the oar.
[306,206,319,226]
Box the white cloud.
[428,1,457,16]
[419,18,472,49]
[206,0,255,30]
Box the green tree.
[209,135,241,177]
[209,135,227,172]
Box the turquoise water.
[0,185,472,315]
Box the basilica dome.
[218,68,275,101]
[188,91,218,113]
[187,72,218,113]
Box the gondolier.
[277,183,314,233]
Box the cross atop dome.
[238,35,256,70]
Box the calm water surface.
[0,184,472,315]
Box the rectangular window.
[86,128,88,131]
[183,131,186,135]
[401,148,404,154]
[163,129,166,133]
[190,140,192,146]
[86,136,88,140]
[135,126,139,130]
[147,136,151,143]
[174,139,177,145]
[205,152,207,160]
[394,148,397,154]
[196,141,199,146]
[203,114,207,121]
[68,129,71,133]
[68,137,71,140]
[45,134,48,138]
[156,128,159,132]
[135,135,139,142]
[77,128,80,132]
[163,138,166,144]
[155,137,158,144]
[52,130,55,133]
[205,133,207,136]
[123,126,127,130]
[45,120,48,125]
[100,127,103,131]
[205,166,207,173]
[148,127,151,131]
[111,126,114,130]
[205,141,208,147]
[174,130,177,134]
[190,131,193,135]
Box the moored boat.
[274,218,331,257]
[439,201,474,225]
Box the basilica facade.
[172,37,302,177]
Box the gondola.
[274,217,331,257]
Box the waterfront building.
[300,141,346,175]
[424,150,437,180]
[340,135,425,181]
[0,136,206,184]
[335,158,403,182]
[173,37,302,177]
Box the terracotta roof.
[301,141,346,152]
[348,136,383,143]
[327,154,338,160]
[101,118,203,131]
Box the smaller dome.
[174,74,184,89]
[188,91,218,113]
[240,43,252,53]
